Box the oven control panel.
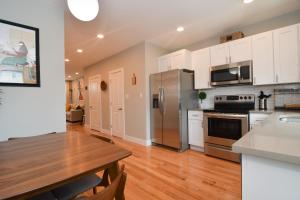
[215,95,255,103]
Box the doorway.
[109,68,125,138]
[89,75,102,131]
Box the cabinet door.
[158,56,171,72]
[188,119,204,148]
[171,52,185,70]
[274,24,300,83]
[210,43,230,66]
[229,37,252,63]
[192,48,211,89]
[252,31,275,85]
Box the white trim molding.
[124,135,152,146]
[101,128,111,135]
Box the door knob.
[118,108,123,111]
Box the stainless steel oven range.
[203,94,255,163]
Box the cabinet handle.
[276,74,279,83]
[229,56,231,63]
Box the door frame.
[88,74,102,131]
[108,68,125,138]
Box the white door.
[229,37,252,63]
[158,56,171,72]
[89,76,101,131]
[274,24,300,83]
[210,43,230,66]
[109,69,125,138]
[252,31,275,85]
[192,48,211,89]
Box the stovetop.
[204,94,255,114]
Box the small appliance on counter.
[203,94,255,163]
[258,91,271,110]
[274,88,300,111]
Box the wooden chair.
[76,165,127,200]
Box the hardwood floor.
[67,124,241,200]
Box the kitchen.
[150,21,300,200]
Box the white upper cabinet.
[158,55,171,72]
[273,24,300,84]
[252,31,275,85]
[192,48,211,89]
[158,49,192,72]
[170,49,191,70]
[210,43,230,66]
[210,37,251,66]
[229,37,252,63]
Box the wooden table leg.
[108,161,125,200]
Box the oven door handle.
[204,113,248,119]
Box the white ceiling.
[64,0,300,78]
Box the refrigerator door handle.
[161,88,165,115]
[158,88,163,114]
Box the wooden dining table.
[0,132,132,200]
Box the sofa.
[66,104,84,122]
[66,109,84,122]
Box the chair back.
[89,165,126,200]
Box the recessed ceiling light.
[65,59,70,62]
[75,72,79,75]
[77,49,83,53]
[243,0,254,4]
[97,34,104,39]
[68,75,71,78]
[177,26,184,32]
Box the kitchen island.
[233,111,300,200]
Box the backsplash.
[198,83,300,110]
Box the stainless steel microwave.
[210,60,252,86]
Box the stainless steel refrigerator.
[150,69,197,151]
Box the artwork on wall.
[0,19,40,87]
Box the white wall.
[84,43,147,140]
[0,0,66,141]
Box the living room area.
[65,77,85,124]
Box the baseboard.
[124,135,152,146]
[190,145,204,152]
[101,128,111,135]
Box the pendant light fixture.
[67,0,99,22]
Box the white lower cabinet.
[188,111,204,151]
[250,113,271,130]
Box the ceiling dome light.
[243,0,254,4]
[67,0,99,22]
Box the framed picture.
[0,19,40,87]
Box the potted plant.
[198,91,207,108]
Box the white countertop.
[233,111,300,165]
